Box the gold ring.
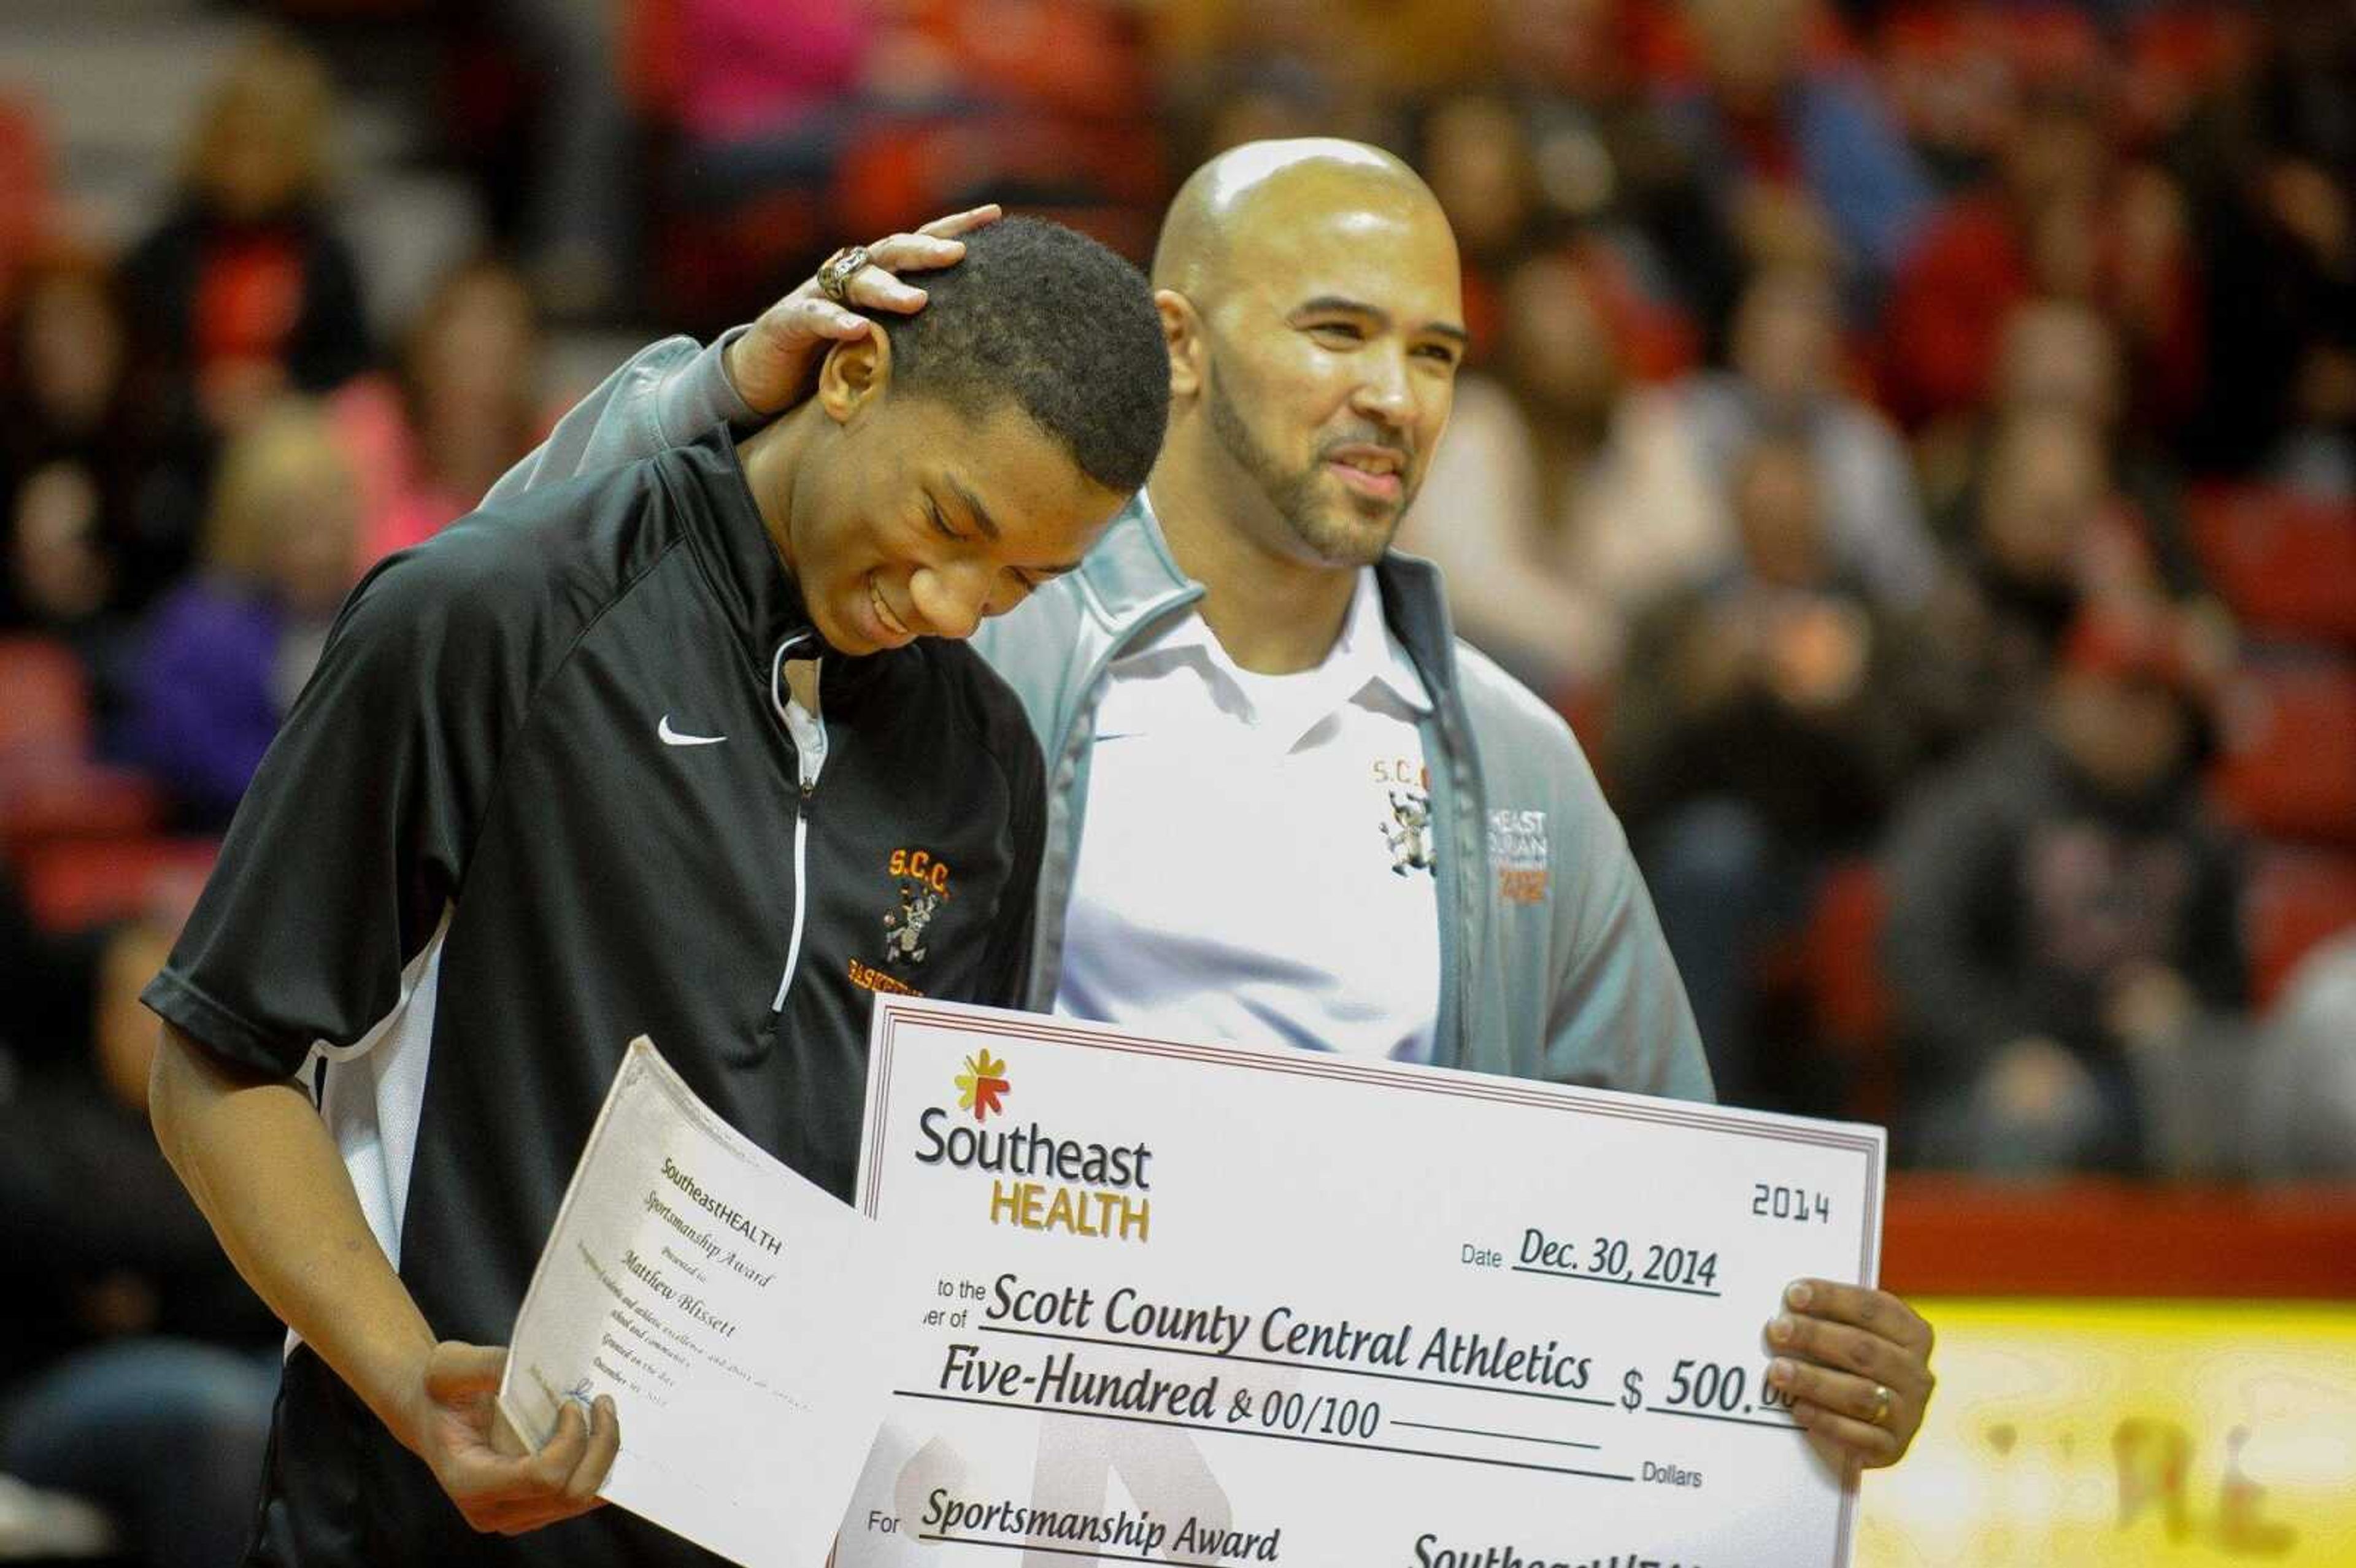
[817,244,874,304]
[1869,1384,1894,1428]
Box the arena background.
[0,1,2349,1563]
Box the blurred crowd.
[1,1,2354,1558]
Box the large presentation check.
[839,997,1886,1568]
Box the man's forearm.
[149,1020,438,1453]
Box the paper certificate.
[839,997,1885,1568]
[499,1038,890,1568]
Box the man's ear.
[817,327,893,423]
[1157,288,1203,401]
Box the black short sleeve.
[141,539,537,1076]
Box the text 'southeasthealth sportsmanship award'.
[839,997,1886,1568]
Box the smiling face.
[1178,175,1467,571]
[772,386,1128,656]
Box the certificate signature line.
[1509,1265,1722,1299]
[892,1390,1638,1484]
[918,1533,1165,1564]
[1645,1405,1806,1432]
[1388,1418,1603,1451]
[977,1324,1617,1410]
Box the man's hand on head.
[404,1342,619,1535]
[1763,1280,1936,1476]
[726,205,1003,415]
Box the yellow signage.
[1857,1300,2356,1567]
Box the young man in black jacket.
[141,218,1169,1565]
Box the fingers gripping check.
[1763,1281,1938,1472]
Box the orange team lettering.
[849,958,921,997]
[887,848,953,894]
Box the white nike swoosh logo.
[658,715,726,747]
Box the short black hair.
[872,217,1169,496]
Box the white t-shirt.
[1053,567,1442,1061]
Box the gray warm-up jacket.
[490,332,1714,1102]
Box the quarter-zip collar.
[671,426,894,705]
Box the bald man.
[493,147,1936,1476]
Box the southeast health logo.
[956,1051,1011,1121]
[914,1049,1155,1243]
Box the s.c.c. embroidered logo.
[881,848,953,968]
[1372,756,1436,877]
[954,1050,1011,1121]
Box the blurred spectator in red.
[669,0,888,206]
[1653,0,1934,329]
[668,0,1160,287]
[1874,0,2044,190]
[1922,298,2208,602]
[1885,600,2245,1174]
[121,32,370,462]
[713,0,987,134]
[1920,407,2171,749]
[128,401,360,829]
[900,0,1151,119]
[1882,61,2201,434]
[1398,250,1722,696]
[1614,434,1933,1108]
[2168,0,2356,477]
[1680,263,1938,607]
[330,255,545,568]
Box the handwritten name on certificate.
[844,998,1885,1568]
[500,1038,890,1568]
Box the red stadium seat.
[1805,860,1894,1049]
[618,0,687,120]
[2211,658,2356,844]
[1749,858,1897,1125]
[2120,6,2257,142]
[2188,485,2356,643]
[1802,859,1897,1126]
[0,636,93,764]
[0,638,164,861]
[0,763,167,862]
[21,835,218,934]
[2244,845,2356,1012]
[0,94,49,310]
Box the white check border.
[860,997,1884,1568]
